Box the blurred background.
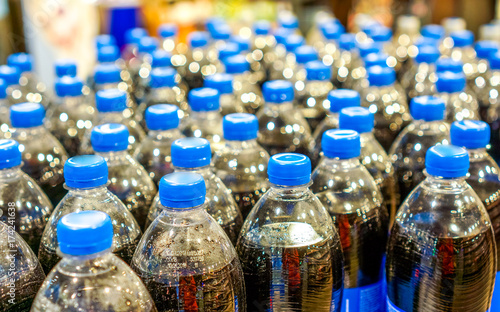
[1,0,497,86]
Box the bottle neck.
[189,110,221,120]
[66,184,109,195]
[423,174,468,191]
[94,150,130,165]
[359,131,375,144]
[321,156,361,169]
[265,101,293,110]
[224,138,259,150]
[269,182,311,197]
[0,166,23,181]
[174,165,211,175]
[147,128,182,140]
[11,125,47,136]
[467,147,489,162]
[57,249,115,274]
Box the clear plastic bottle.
[311,89,361,164]
[38,155,142,274]
[335,33,361,88]
[129,36,159,86]
[386,145,496,312]
[158,23,178,53]
[6,53,48,108]
[204,73,246,115]
[257,80,314,156]
[134,104,184,185]
[362,65,411,151]
[476,46,500,120]
[139,67,188,124]
[32,211,156,311]
[0,220,45,312]
[122,27,148,63]
[54,59,77,78]
[451,120,500,270]
[471,41,499,104]
[80,89,146,154]
[370,25,401,73]
[318,21,344,87]
[401,44,440,100]
[311,130,387,312]
[345,41,382,91]
[295,60,333,131]
[0,139,52,254]
[236,153,344,311]
[484,52,500,164]
[8,103,68,206]
[46,76,96,157]
[223,55,264,114]
[182,87,225,152]
[287,45,319,90]
[250,20,276,82]
[436,71,480,122]
[394,15,421,70]
[213,113,270,219]
[92,64,137,116]
[448,30,476,81]
[339,106,399,227]
[91,123,157,230]
[0,80,9,135]
[132,172,245,311]
[0,65,22,105]
[278,13,300,35]
[173,31,212,90]
[389,96,450,203]
[147,137,243,245]
[268,34,305,81]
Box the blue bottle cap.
[211,24,232,40]
[436,71,466,93]
[57,211,113,256]
[421,24,445,40]
[263,80,294,104]
[95,89,127,112]
[254,20,271,35]
[410,96,446,121]
[158,23,178,38]
[322,129,361,159]
[10,103,45,128]
[7,53,33,73]
[55,76,83,97]
[97,45,120,63]
[0,65,20,86]
[145,104,180,131]
[91,123,129,152]
[125,28,147,45]
[320,22,344,41]
[205,17,225,32]
[94,64,121,85]
[450,30,474,48]
[436,58,463,73]
[0,79,6,99]
[0,139,21,169]
[339,33,356,51]
[274,28,293,45]
[305,60,331,81]
[188,87,220,111]
[370,25,392,42]
[283,34,305,52]
[414,37,440,48]
[231,36,250,53]
[54,59,77,77]
[328,89,360,113]
[151,50,172,68]
[295,46,318,64]
[451,120,490,149]
[223,113,258,141]
[150,67,176,88]
[268,153,311,186]
[364,53,388,68]
[224,55,250,74]
[64,155,108,188]
[425,145,469,178]
[475,40,499,59]
[138,36,158,54]
[171,137,211,168]
[367,65,396,87]
[361,21,380,36]
[415,45,440,64]
[189,31,209,48]
[339,106,374,133]
[357,42,382,58]
[278,14,299,30]
[218,42,240,61]
[489,51,500,70]
[204,73,233,95]
[95,34,117,49]
[159,172,206,209]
